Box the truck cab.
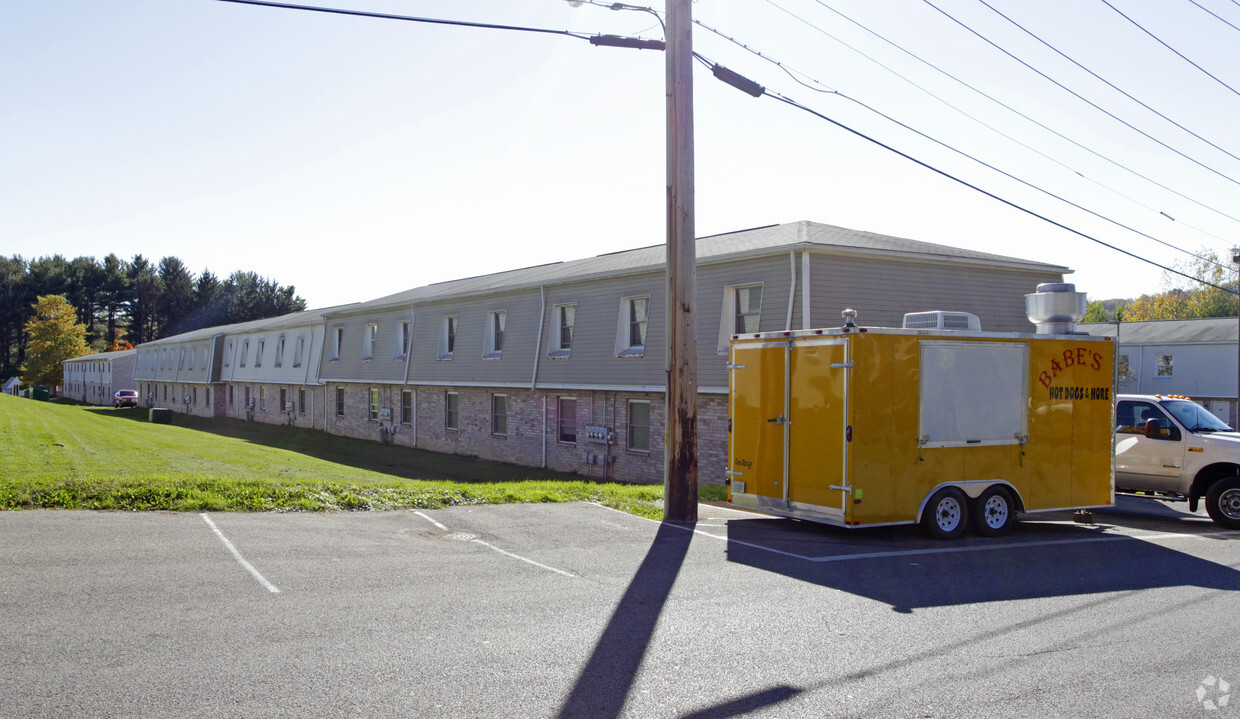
[1115,393,1240,528]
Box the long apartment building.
[132,221,1069,484]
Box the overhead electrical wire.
[770,0,1240,234]
[1187,0,1240,34]
[690,49,1234,292]
[919,0,1240,189]
[692,27,1230,272]
[704,7,1231,265]
[1100,0,1240,98]
[974,0,1240,165]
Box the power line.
[703,6,1234,262]
[974,0,1240,166]
[763,89,1235,293]
[1187,0,1240,34]
[920,0,1240,189]
[1100,0,1240,98]
[774,0,1240,231]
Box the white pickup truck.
[1115,394,1240,528]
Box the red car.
[113,389,139,408]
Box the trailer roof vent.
[902,311,981,332]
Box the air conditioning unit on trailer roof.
[902,311,981,331]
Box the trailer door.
[788,338,850,516]
[729,340,788,502]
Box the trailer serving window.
[918,340,1028,448]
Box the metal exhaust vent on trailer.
[901,311,981,331]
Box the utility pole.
[664,0,697,523]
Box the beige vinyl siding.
[318,308,413,383]
[807,253,1060,333]
[533,274,666,390]
[406,289,544,386]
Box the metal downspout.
[532,286,546,390]
[801,251,812,329]
[785,250,797,331]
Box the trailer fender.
[915,480,1025,523]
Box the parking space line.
[589,503,1240,563]
[200,514,280,594]
[411,510,575,578]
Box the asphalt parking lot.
[3,497,1239,718]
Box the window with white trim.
[335,387,345,416]
[259,386,266,410]
[369,388,379,421]
[401,390,413,425]
[492,394,507,435]
[255,340,264,367]
[717,283,763,353]
[275,337,284,367]
[331,327,343,361]
[558,397,577,443]
[298,388,306,415]
[627,400,651,452]
[240,342,248,367]
[187,349,194,371]
[615,296,649,357]
[1156,354,1173,377]
[178,349,185,370]
[484,311,506,358]
[363,324,377,361]
[293,337,304,367]
[438,316,457,360]
[445,391,459,429]
[224,343,232,368]
[396,321,411,360]
[550,304,575,358]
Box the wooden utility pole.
[664,0,698,523]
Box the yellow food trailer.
[726,285,1115,539]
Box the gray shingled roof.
[345,220,1069,313]
[1079,318,1239,343]
[63,349,137,362]
[139,303,358,347]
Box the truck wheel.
[922,487,969,540]
[972,486,1016,537]
[1205,477,1240,529]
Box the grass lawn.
[0,394,725,516]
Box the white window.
[438,316,457,360]
[293,337,304,368]
[550,304,575,358]
[335,387,345,417]
[445,391,459,429]
[558,397,577,443]
[369,388,379,421]
[628,400,651,452]
[484,311,506,358]
[717,283,763,353]
[178,349,185,370]
[298,388,306,415]
[240,342,248,367]
[401,390,414,425]
[396,321,411,360]
[275,337,284,367]
[259,386,266,410]
[363,324,377,361]
[492,394,507,435]
[615,296,649,357]
[187,349,194,371]
[331,327,343,361]
[1156,354,1173,377]
[224,343,232,368]
[255,340,264,367]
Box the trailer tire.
[922,487,969,540]
[1205,476,1240,529]
[971,486,1016,537]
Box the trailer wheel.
[922,487,969,540]
[972,486,1015,537]
[1205,476,1240,529]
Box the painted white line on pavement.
[471,539,575,578]
[200,514,280,594]
[412,511,448,531]
[589,502,1240,563]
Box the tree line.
[1,254,306,379]
[1083,248,1238,323]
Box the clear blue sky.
[3,0,1238,312]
